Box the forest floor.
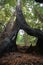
[0,48,43,65]
[0,32,43,65]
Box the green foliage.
[0,0,43,46]
[16,32,24,46]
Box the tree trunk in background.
[4,12,16,35]
[0,5,43,55]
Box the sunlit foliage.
[0,0,43,46]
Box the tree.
[0,0,43,56]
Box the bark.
[16,5,43,53]
[4,12,16,35]
[0,18,20,56]
[16,5,43,39]
[0,5,43,56]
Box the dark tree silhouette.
[0,5,43,56]
[16,5,43,53]
[35,0,43,3]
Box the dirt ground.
[0,34,43,65]
[0,51,43,65]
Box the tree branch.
[16,5,43,39]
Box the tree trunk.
[0,5,43,56]
[16,5,43,53]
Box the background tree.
[0,0,43,47]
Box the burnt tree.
[16,5,43,53]
[0,5,43,56]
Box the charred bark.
[0,19,19,57]
[16,5,43,53]
[0,5,43,56]
[16,6,43,39]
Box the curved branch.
[0,5,43,56]
[16,5,43,39]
